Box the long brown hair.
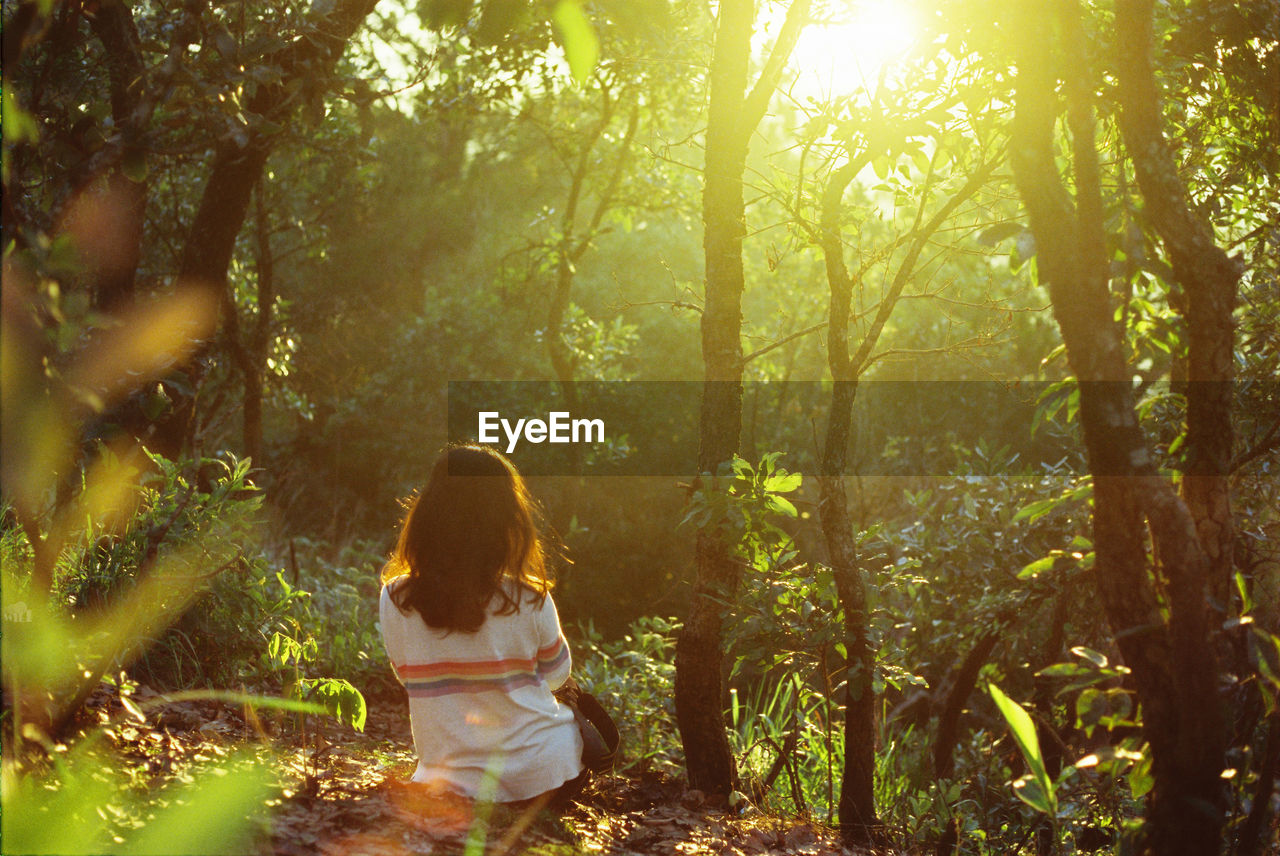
[382,444,553,632]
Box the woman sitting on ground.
[379,444,586,807]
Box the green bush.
[53,451,263,614]
[153,535,390,693]
[572,616,682,776]
[2,448,389,697]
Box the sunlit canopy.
[790,0,918,99]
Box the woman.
[379,444,585,805]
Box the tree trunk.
[151,137,272,458]
[1113,0,1240,615]
[74,4,147,311]
[1006,5,1227,853]
[81,1,149,313]
[674,0,809,797]
[817,455,880,843]
[244,180,275,468]
[674,0,754,795]
[542,88,638,529]
[813,135,992,843]
[151,0,380,457]
[933,630,1001,782]
[815,151,880,842]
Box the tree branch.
[743,321,827,364]
[849,158,999,374]
[742,0,811,133]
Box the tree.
[3,0,382,459]
[675,0,810,797]
[1003,2,1247,851]
[816,149,997,844]
[155,0,382,456]
[769,57,1010,835]
[508,55,644,522]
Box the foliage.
[572,616,682,776]
[2,0,1277,851]
[0,238,362,856]
[266,615,368,733]
[681,453,802,569]
[68,451,269,686]
[3,735,276,856]
[727,671,844,818]
[188,537,388,692]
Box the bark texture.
[816,154,878,844]
[1114,0,1240,611]
[675,0,809,797]
[1007,4,1227,853]
[675,0,755,796]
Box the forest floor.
[84,683,867,856]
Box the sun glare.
[791,1,918,99]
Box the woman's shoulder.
[381,567,409,605]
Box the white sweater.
[379,578,584,801]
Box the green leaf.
[1013,482,1092,523]
[1070,646,1108,668]
[1012,497,1062,524]
[301,678,367,732]
[1017,554,1057,580]
[1128,748,1154,798]
[551,0,598,84]
[268,631,301,668]
[765,495,798,518]
[1011,773,1055,815]
[1076,688,1106,735]
[141,388,170,421]
[1254,628,1280,693]
[763,472,802,494]
[988,683,1056,816]
[1036,662,1089,679]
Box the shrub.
[572,616,682,776]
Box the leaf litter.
[76,682,885,855]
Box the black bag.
[567,691,619,773]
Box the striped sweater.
[379,577,583,801]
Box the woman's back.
[379,576,583,801]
